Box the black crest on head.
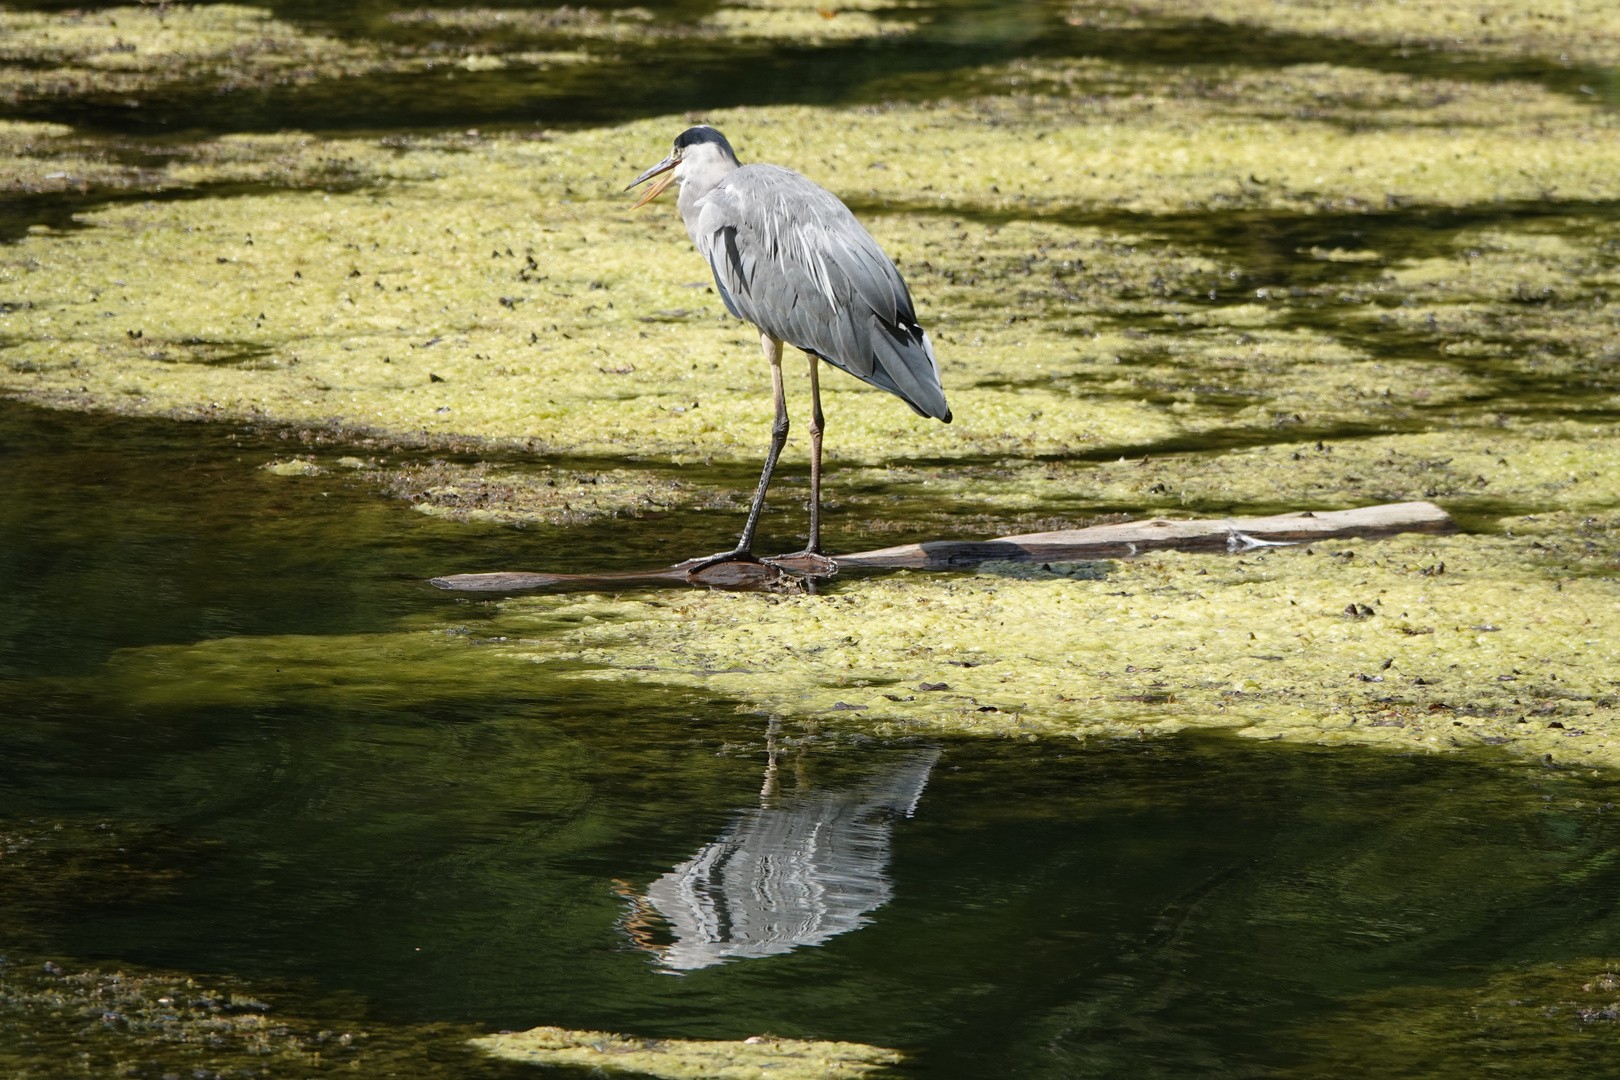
[674,125,738,163]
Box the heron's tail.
[867,322,951,423]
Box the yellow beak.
[630,169,677,209]
[626,154,678,209]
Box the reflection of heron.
[627,126,952,573]
[619,738,940,972]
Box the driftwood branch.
[430,501,1455,593]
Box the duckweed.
[835,429,1620,526]
[0,953,524,1078]
[360,458,712,525]
[469,532,1620,769]
[3,57,1618,472]
[0,5,388,105]
[1124,0,1620,69]
[0,0,920,118]
[474,1025,902,1079]
[704,0,918,42]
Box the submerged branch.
[429,500,1455,593]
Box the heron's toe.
[764,551,839,577]
[685,554,783,591]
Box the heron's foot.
[679,548,762,573]
[763,550,839,577]
[678,549,784,590]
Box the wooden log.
[430,560,785,593]
[818,500,1456,572]
[429,501,1454,593]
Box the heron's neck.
[677,153,739,220]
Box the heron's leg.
[762,355,837,577]
[737,332,789,553]
[805,353,825,554]
[691,332,787,570]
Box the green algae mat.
[4,1,1620,1077]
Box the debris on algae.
[361,458,712,525]
[0,951,508,1078]
[472,1025,902,1079]
[262,455,328,476]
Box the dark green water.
[5,399,1620,1079]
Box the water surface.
[5,402,1620,1077]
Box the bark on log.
[431,501,1454,593]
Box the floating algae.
[379,4,669,43]
[472,530,1620,768]
[833,429,1620,527]
[0,120,144,199]
[2,16,1615,778]
[703,0,918,43]
[0,952,536,1078]
[3,57,1618,470]
[1120,0,1620,70]
[358,457,714,526]
[261,454,328,476]
[474,1025,902,1079]
[0,0,922,123]
[259,443,737,528]
[0,947,898,1078]
[0,4,392,106]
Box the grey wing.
[693,166,951,422]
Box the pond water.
[5,0,1620,1076]
[5,402,1620,1078]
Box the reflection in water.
[623,733,939,971]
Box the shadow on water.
[0,180,378,245]
[0,399,787,679]
[1,0,1613,136]
[882,196,1620,446]
[873,199,1620,285]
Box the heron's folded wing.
[699,167,949,420]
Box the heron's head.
[626,125,740,208]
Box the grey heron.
[626,125,951,575]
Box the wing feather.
[686,165,949,422]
